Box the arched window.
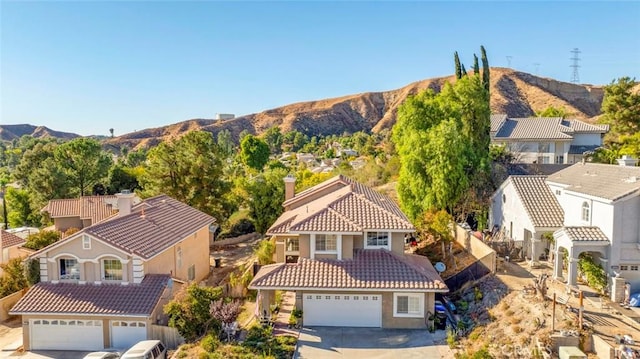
[581,202,590,222]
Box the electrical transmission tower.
[570,48,581,83]
[506,56,513,68]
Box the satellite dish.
[434,262,446,273]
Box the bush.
[255,239,275,265]
[218,218,255,240]
[446,328,457,348]
[164,284,223,342]
[201,333,220,353]
[24,230,60,250]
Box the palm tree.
[109,128,114,138]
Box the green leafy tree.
[141,131,235,221]
[243,168,287,236]
[481,45,490,91]
[282,130,309,152]
[54,138,112,196]
[164,284,222,342]
[262,126,284,155]
[240,135,270,171]
[393,54,490,221]
[107,164,140,194]
[255,238,275,265]
[536,105,569,118]
[473,54,480,75]
[454,51,462,79]
[0,258,29,297]
[599,77,640,144]
[216,129,235,157]
[6,187,38,227]
[23,230,61,250]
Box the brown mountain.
[3,68,606,149]
[104,68,605,150]
[0,124,80,142]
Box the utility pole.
[570,48,581,83]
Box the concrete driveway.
[295,327,454,359]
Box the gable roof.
[34,195,215,260]
[81,195,215,259]
[493,117,608,140]
[490,114,508,133]
[509,176,564,228]
[42,196,118,224]
[269,175,413,234]
[10,274,169,316]
[557,226,609,242]
[1,229,26,248]
[546,163,640,202]
[250,249,447,292]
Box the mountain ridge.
[2,68,606,149]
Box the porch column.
[554,250,563,280]
[567,257,579,287]
[530,238,541,267]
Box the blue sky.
[2,1,639,136]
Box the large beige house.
[10,193,214,351]
[249,175,448,328]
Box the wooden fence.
[150,324,184,350]
[0,289,25,322]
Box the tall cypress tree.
[473,54,480,75]
[454,51,462,79]
[461,63,468,77]
[481,46,490,91]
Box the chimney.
[284,175,296,201]
[116,190,135,217]
[617,155,638,167]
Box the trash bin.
[214,258,221,268]
[436,313,447,330]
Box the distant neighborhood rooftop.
[491,115,608,140]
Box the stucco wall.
[454,225,496,274]
[0,289,24,321]
[299,234,310,259]
[342,235,353,260]
[146,226,210,283]
[490,179,534,240]
[381,292,433,329]
[391,233,405,255]
[54,217,83,232]
[353,235,363,250]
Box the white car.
[82,352,120,359]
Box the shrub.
[201,333,220,353]
[446,328,457,348]
[164,284,223,342]
[23,230,60,250]
[218,218,255,240]
[255,239,275,265]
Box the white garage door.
[111,320,148,350]
[304,293,381,327]
[30,319,103,350]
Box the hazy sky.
[2,1,639,136]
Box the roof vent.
[624,176,638,183]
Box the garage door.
[304,293,381,327]
[111,320,147,350]
[30,319,103,350]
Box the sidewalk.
[272,291,300,337]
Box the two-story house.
[546,157,640,300]
[249,175,448,328]
[492,157,640,302]
[41,194,141,232]
[490,114,608,164]
[10,193,214,351]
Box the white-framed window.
[316,234,337,252]
[102,259,123,281]
[621,265,629,271]
[581,202,590,222]
[177,247,183,268]
[188,264,195,281]
[59,258,80,280]
[366,231,389,248]
[632,265,639,271]
[285,238,299,252]
[82,236,91,250]
[393,293,424,318]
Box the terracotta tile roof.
[42,196,117,224]
[560,226,609,242]
[546,163,640,201]
[510,176,564,228]
[249,249,447,291]
[1,230,26,248]
[269,175,413,235]
[492,116,608,141]
[83,195,215,259]
[10,274,169,316]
